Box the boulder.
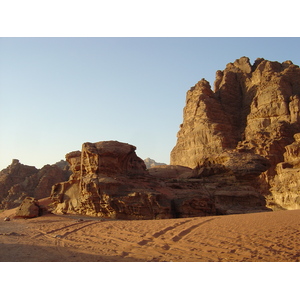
[15,197,42,218]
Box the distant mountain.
[144,158,166,169]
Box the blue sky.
[1,37,300,170]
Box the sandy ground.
[1,200,300,262]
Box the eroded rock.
[0,159,70,210]
[51,141,173,219]
[50,140,270,219]
[269,133,300,210]
[171,57,300,210]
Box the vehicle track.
[33,220,101,238]
[137,217,215,246]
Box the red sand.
[1,205,300,262]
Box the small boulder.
[15,197,42,218]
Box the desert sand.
[1,198,300,262]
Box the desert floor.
[1,202,300,262]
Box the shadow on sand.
[0,243,144,262]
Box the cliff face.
[270,133,300,210]
[171,57,300,208]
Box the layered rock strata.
[171,57,300,209]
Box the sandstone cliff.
[0,159,70,209]
[270,133,300,210]
[170,57,300,209]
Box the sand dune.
[0,207,300,262]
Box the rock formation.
[144,158,166,169]
[49,140,269,219]
[14,197,45,218]
[50,141,171,219]
[171,57,300,209]
[0,159,70,209]
[270,133,300,210]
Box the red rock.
[0,160,70,210]
[51,141,173,219]
[171,57,300,210]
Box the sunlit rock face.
[171,57,300,209]
[50,139,270,219]
[270,133,300,210]
[51,141,173,219]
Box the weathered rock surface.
[51,141,172,219]
[51,141,219,219]
[171,57,300,210]
[50,140,269,219]
[270,133,300,210]
[0,159,70,209]
[15,197,43,218]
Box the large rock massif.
[0,159,70,209]
[171,57,300,210]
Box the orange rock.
[171,57,300,210]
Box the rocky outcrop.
[49,140,269,219]
[171,57,300,209]
[144,158,166,169]
[269,133,300,210]
[0,159,71,209]
[51,141,172,219]
[50,141,218,219]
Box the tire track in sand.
[137,218,215,246]
[33,220,102,239]
[137,219,193,246]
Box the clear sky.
[1,37,300,170]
